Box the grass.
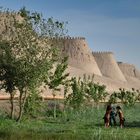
[0,103,140,140]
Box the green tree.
[0,41,17,119]
[86,82,108,107]
[0,7,68,121]
[66,77,86,109]
[66,75,108,109]
[109,88,139,106]
[46,56,69,118]
[24,87,42,118]
[83,75,108,107]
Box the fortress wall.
[135,69,140,79]
[118,62,140,79]
[1,12,140,94]
[92,52,127,82]
[0,12,23,40]
[0,13,102,76]
[49,37,102,76]
[66,65,88,77]
[0,12,14,39]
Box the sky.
[0,0,140,68]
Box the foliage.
[47,56,69,92]
[0,41,18,119]
[66,76,108,109]
[45,55,69,118]
[86,82,108,105]
[0,7,68,121]
[109,88,140,106]
[19,7,68,37]
[66,77,86,109]
[24,88,43,118]
[0,104,140,140]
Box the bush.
[24,89,43,118]
[109,88,140,106]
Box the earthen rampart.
[93,52,126,82]
[118,62,140,79]
[49,37,102,76]
[49,36,85,40]
[1,12,140,94]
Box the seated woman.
[103,105,112,128]
[116,106,125,128]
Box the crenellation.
[47,36,86,41]
[118,62,140,79]
[93,51,127,82]
[117,62,135,67]
[93,51,113,54]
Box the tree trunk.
[52,90,57,119]
[53,96,57,119]
[17,91,27,122]
[10,93,14,119]
[96,102,100,110]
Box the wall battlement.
[118,62,140,79]
[48,36,85,40]
[93,51,127,82]
[117,62,135,67]
[51,36,102,76]
[93,51,113,55]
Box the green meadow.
[0,102,139,140]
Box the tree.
[83,75,108,107]
[66,77,86,109]
[66,75,108,109]
[0,7,68,121]
[86,82,108,107]
[0,41,17,119]
[47,56,69,92]
[109,88,140,106]
[46,56,69,118]
[24,87,42,118]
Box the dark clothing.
[110,110,117,126]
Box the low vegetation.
[0,103,140,140]
[109,88,140,106]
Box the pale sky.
[0,0,140,68]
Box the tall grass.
[0,103,140,140]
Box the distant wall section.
[118,62,140,80]
[0,12,23,40]
[93,52,126,82]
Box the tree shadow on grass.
[125,121,140,128]
[94,122,106,127]
[94,121,140,128]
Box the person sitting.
[103,105,112,128]
[110,106,117,126]
[116,106,125,128]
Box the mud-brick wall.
[49,37,102,76]
[93,52,126,82]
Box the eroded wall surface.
[50,37,102,76]
[0,12,140,96]
[118,62,140,80]
[93,52,126,82]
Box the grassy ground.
[0,102,139,140]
